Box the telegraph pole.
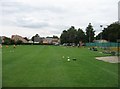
[100,25,103,40]
[100,25,103,48]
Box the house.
[42,37,60,44]
[33,37,42,43]
[11,35,28,43]
[52,38,60,44]
[32,34,43,43]
[94,40,108,43]
[42,37,53,44]
[1,36,7,43]
[28,40,33,43]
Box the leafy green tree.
[60,26,86,44]
[10,39,15,45]
[31,34,40,43]
[96,32,102,40]
[67,26,77,43]
[60,30,68,44]
[53,35,59,39]
[96,22,120,42]
[31,36,35,42]
[24,37,29,41]
[3,37,11,45]
[86,23,95,42]
[76,28,86,43]
[16,40,23,45]
[35,34,40,37]
[104,22,120,42]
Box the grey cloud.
[16,18,50,28]
[50,30,61,35]
[1,0,119,37]
[39,5,66,13]
[16,18,68,30]
[1,1,29,14]
[1,0,66,16]
[50,24,69,30]
[20,22,49,28]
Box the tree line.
[2,37,24,45]
[1,22,120,45]
[96,22,120,42]
[60,22,120,45]
[60,23,95,45]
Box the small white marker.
[67,59,70,62]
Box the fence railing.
[85,42,118,47]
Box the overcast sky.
[0,0,119,38]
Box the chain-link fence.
[86,42,120,56]
[86,42,118,47]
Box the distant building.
[1,36,6,43]
[52,38,60,44]
[118,1,120,23]
[11,35,28,43]
[28,40,33,43]
[32,34,42,43]
[34,37,42,43]
[42,37,53,44]
[94,40,108,43]
[42,37,60,44]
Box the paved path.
[96,56,120,63]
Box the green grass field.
[2,45,119,87]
